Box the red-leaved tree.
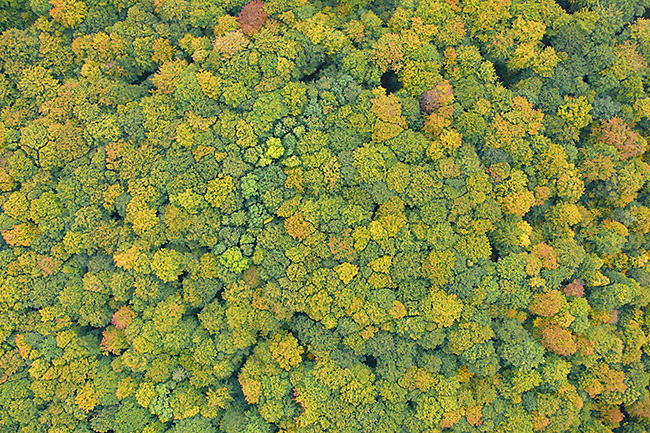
[237,0,267,36]
[598,117,647,160]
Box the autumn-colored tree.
[49,0,87,28]
[2,223,40,247]
[563,280,585,298]
[422,249,456,287]
[112,306,137,330]
[237,0,267,36]
[419,81,454,114]
[529,290,564,317]
[540,325,577,356]
[101,326,129,355]
[284,212,315,241]
[424,289,463,328]
[269,332,304,371]
[596,117,647,160]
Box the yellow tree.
[49,0,88,28]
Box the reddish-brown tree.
[237,0,268,36]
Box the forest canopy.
[1,0,650,432]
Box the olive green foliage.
[2,0,650,432]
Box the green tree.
[495,320,545,371]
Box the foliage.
[0,0,649,431]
